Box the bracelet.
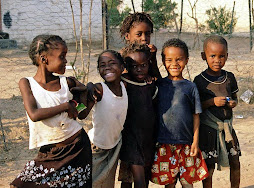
[70,99,78,107]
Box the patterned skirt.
[151,144,209,185]
[10,129,92,188]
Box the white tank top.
[88,81,128,149]
[26,76,82,149]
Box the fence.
[0,1,254,185]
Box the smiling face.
[202,42,228,76]
[126,52,149,82]
[46,43,68,75]
[163,47,188,80]
[98,52,124,83]
[125,22,152,45]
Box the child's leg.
[121,182,132,188]
[144,166,152,187]
[130,164,146,188]
[180,183,193,188]
[229,157,240,188]
[119,161,133,188]
[165,182,176,188]
[202,163,215,188]
[228,129,241,188]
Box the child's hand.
[87,82,102,102]
[147,44,157,53]
[66,101,78,119]
[190,142,199,157]
[144,75,153,84]
[227,100,237,108]
[214,97,227,107]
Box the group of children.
[10,12,241,188]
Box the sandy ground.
[0,33,254,187]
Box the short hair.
[97,50,124,68]
[203,35,228,51]
[121,42,151,70]
[161,38,189,60]
[120,12,153,38]
[29,35,66,66]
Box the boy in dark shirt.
[194,35,241,188]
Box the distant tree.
[206,6,237,34]
[107,0,131,28]
[143,0,178,30]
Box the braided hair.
[29,35,66,66]
[120,12,153,38]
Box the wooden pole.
[0,0,2,31]
[179,0,183,33]
[249,0,253,51]
[131,0,135,13]
[102,0,108,50]
[229,1,235,38]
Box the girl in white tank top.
[11,35,92,188]
[74,50,128,188]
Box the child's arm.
[148,44,162,79]
[67,77,80,103]
[70,79,103,119]
[19,78,78,122]
[190,113,200,157]
[78,83,103,119]
[202,93,238,110]
[202,96,227,110]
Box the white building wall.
[122,0,250,33]
[1,0,102,44]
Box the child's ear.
[185,57,189,64]
[121,64,125,73]
[40,55,47,64]
[201,52,206,60]
[125,33,130,42]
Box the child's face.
[163,47,188,80]
[125,22,152,45]
[202,42,228,75]
[46,43,68,75]
[126,52,149,82]
[98,52,124,83]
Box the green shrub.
[107,0,131,28]
[205,6,237,34]
[143,0,178,30]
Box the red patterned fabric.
[151,144,209,185]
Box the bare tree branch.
[79,0,85,83]
[86,0,93,83]
[187,0,200,49]
[69,0,78,78]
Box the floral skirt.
[10,129,92,188]
[151,144,209,185]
